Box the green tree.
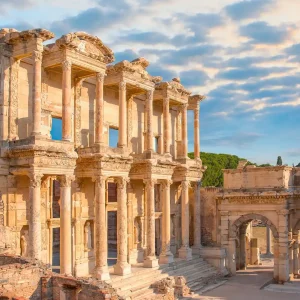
[277,156,283,166]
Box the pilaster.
[62,60,72,142]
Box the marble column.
[192,181,201,254]
[159,180,174,264]
[62,60,72,141]
[144,178,158,267]
[194,106,200,159]
[93,176,110,280]
[146,90,154,152]
[266,226,272,255]
[29,173,43,260]
[95,73,105,144]
[179,180,192,260]
[163,97,171,154]
[31,51,42,136]
[181,104,188,158]
[118,81,127,148]
[114,177,131,275]
[293,236,299,276]
[58,175,73,275]
[277,210,290,282]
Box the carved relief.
[29,174,43,188]
[57,175,74,187]
[62,60,72,71]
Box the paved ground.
[191,259,300,300]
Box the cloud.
[179,70,210,87]
[225,0,273,20]
[114,49,139,63]
[239,21,290,44]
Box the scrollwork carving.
[96,72,105,82]
[93,176,106,188]
[147,89,154,100]
[32,50,42,62]
[115,177,129,190]
[161,179,172,190]
[143,178,157,188]
[29,174,43,188]
[62,60,72,71]
[57,175,75,187]
[181,180,190,192]
[119,81,126,91]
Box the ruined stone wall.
[200,187,220,246]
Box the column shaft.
[118,81,127,148]
[192,181,201,254]
[59,175,73,275]
[114,177,131,275]
[179,180,192,260]
[159,180,173,264]
[94,176,110,280]
[146,90,154,151]
[62,60,72,141]
[31,51,42,136]
[95,73,105,144]
[181,104,188,157]
[163,97,170,154]
[266,226,272,255]
[29,174,42,260]
[144,179,158,267]
[194,107,200,158]
[293,238,299,276]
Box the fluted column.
[181,104,188,158]
[192,181,201,254]
[118,81,127,148]
[95,73,105,144]
[179,180,192,260]
[194,106,200,159]
[58,175,73,275]
[93,176,110,280]
[146,89,154,152]
[62,60,72,141]
[31,51,42,136]
[114,177,131,275]
[159,180,173,264]
[29,173,43,260]
[144,178,158,267]
[163,97,171,154]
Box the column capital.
[192,181,202,190]
[147,89,154,99]
[119,81,126,91]
[115,177,129,189]
[62,60,72,71]
[29,173,43,188]
[57,175,75,187]
[181,180,190,192]
[143,178,157,188]
[180,103,188,111]
[32,50,42,62]
[92,176,107,188]
[96,72,105,83]
[277,209,289,216]
[161,179,172,190]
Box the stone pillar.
[273,239,279,281]
[95,73,105,144]
[163,97,171,154]
[31,51,42,136]
[144,178,159,267]
[228,237,237,276]
[293,236,299,276]
[277,210,290,283]
[194,106,200,159]
[266,226,272,255]
[146,90,154,152]
[93,176,110,280]
[118,81,127,148]
[159,180,173,264]
[58,175,73,275]
[62,60,72,142]
[114,177,131,275]
[181,104,188,158]
[192,181,201,254]
[178,180,192,260]
[29,173,43,260]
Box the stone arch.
[229,213,279,239]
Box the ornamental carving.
[57,175,75,187]
[9,59,19,139]
[29,174,43,188]
[32,50,42,62]
[161,180,172,190]
[96,72,105,82]
[220,196,288,205]
[115,177,129,190]
[181,180,190,192]
[143,178,157,188]
[119,81,126,91]
[75,81,82,147]
[93,176,106,188]
[147,89,154,100]
[62,60,72,71]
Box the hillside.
[188,152,272,187]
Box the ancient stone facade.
[0,28,205,281]
[201,165,300,283]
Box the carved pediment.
[55,31,114,63]
[156,77,191,99]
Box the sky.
[2,0,300,166]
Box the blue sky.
[2,0,300,165]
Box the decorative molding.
[32,50,42,62]
[29,174,43,188]
[62,60,72,71]
[96,72,105,83]
[119,81,126,91]
[57,175,75,187]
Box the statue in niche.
[134,218,141,244]
[20,231,28,257]
[84,221,92,251]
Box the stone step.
[130,286,156,299]
[178,265,216,280]
[169,261,210,275]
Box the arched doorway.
[228,213,279,280]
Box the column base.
[144,256,159,268]
[94,266,110,280]
[178,246,192,260]
[192,245,201,255]
[113,262,131,276]
[159,252,174,265]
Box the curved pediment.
[55,31,114,64]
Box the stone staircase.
[108,256,223,299]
